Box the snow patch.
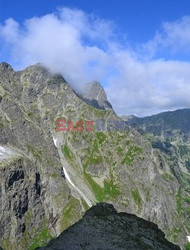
[0,145,17,161]
[0,146,7,153]
[62,166,76,188]
[53,137,58,147]
[63,166,92,207]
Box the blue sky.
[1,0,190,46]
[0,0,190,116]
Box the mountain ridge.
[122,108,190,142]
[0,62,190,249]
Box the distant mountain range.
[122,109,190,142]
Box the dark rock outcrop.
[39,203,180,250]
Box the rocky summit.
[0,62,190,250]
[80,81,113,110]
[38,203,180,250]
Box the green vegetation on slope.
[176,187,182,215]
[62,144,75,161]
[27,144,42,162]
[186,242,190,250]
[59,197,81,232]
[82,138,120,202]
[131,189,142,209]
[29,227,53,250]
[121,145,142,165]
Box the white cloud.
[106,55,190,115]
[0,8,190,116]
[0,9,112,93]
[0,18,20,42]
[145,16,190,57]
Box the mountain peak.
[0,62,13,72]
[80,81,113,110]
[24,63,68,83]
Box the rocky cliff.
[0,62,189,249]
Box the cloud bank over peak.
[0,8,113,93]
[0,8,190,116]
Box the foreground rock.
[38,203,180,250]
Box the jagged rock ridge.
[38,203,180,250]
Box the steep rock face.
[123,109,190,201]
[0,63,189,249]
[0,63,84,249]
[80,81,113,110]
[39,203,180,250]
[0,152,45,249]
